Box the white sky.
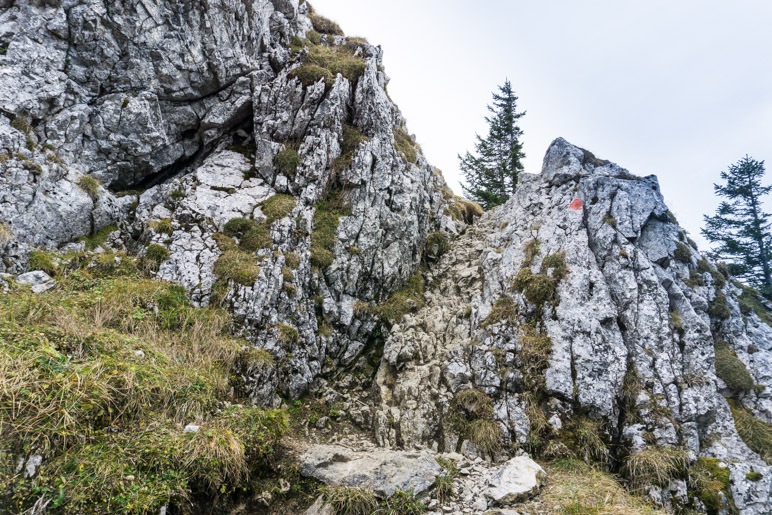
[311,0,772,247]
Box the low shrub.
[709,291,731,320]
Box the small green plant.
[709,291,731,320]
[393,127,417,164]
[11,115,31,134]
[746,470,763,481]
[560,417,610,465]
[518,324,553,392]
[214,250,260,286]
[81,224,118,250]
[374,272,425,324]
[149,218,173,235]
[0,221,12,245]
[77,175,101,199]
[737,284,772,326]
[334,124,368,171]
[261,194,297,223]
[382,489,427,515]
[323,486,378,515]
[714,342,755,393]
[143,244,170,271]
[170,188,186,201]
[483,295,518,327]
[670,310,684,333]
[602,213,617,228]
[674,241,692,263]
[274,145,301,177]
[310,191,350,270]
[624,447,688,489]
[424,231,450,262]
[27,249,58,276]
[432,473,454,505]
[289,63,335,87]
[277,323,300,345]
[468,418,501,455]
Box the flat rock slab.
[300,444,441,498]
[485,456,546,505]
[15,271,56,293]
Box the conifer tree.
[702,156,772,296]
[459,80,525,210]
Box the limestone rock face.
[484,456,545,505]
[373,138,771,513]
[0,0,461,397]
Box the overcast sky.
[311,0,772,247]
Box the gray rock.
[484,457,545,505]
[15,270,56,293]
[300,444,442,498]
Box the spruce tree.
[702,156,772,296]
[459,80,525,210]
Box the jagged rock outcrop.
[0,0,466,399]
[373,138,772,513]
[1,1,770,513]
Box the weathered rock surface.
[1,1,770,514]
[15,270,56,293]
[300,443,441,497]
[374,138,772,513]
[484,457,545,505]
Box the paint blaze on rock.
[569,198,583,210]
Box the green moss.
[674,241,692,263]
[691,457,733,512]
[77,175,101,199]
[309,12,344,35]
[214,250,259,286]
[746,470,763,481]
[374,272,425,324]
[714,342,755,393]
[393,127,417,164]
[274,145,301,177]
[27,249,58,276]
[261,194,297,224]
[728,400,772,463]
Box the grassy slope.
[0,252,289,514]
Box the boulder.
[484,457,546,505]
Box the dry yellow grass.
[517,460,666,515]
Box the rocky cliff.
[1,1,770,514]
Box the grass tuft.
[728,400,772,463]
[623,447,688,489]
[374,272,425,324]
[214,250,260,286]
[77,175,101,200]
[143,244,170,271]
[27,249,59,276]
[673,241,692,263]
[309,13,344,35]
[714,342,755,393]
[275,144,301,178]
[690,457,733,512]
[393,127,417,164]
[323,486,378,515]
[261,194,297,224]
